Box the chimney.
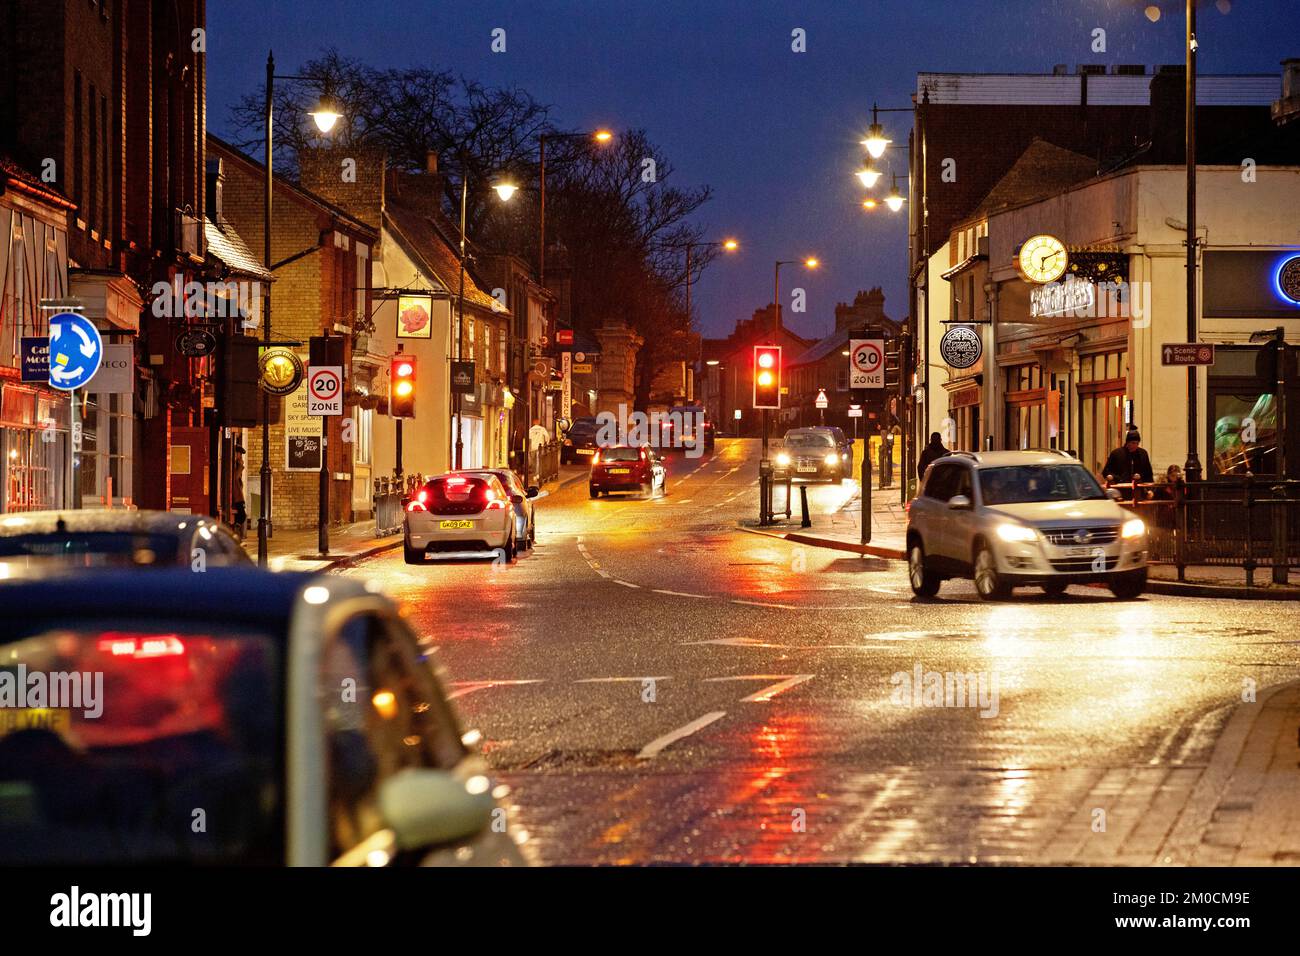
[205,156,223,223]
[1274,58,1300,126]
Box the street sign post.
[1162,343,1215,366]
[307,366,343,416]
[849,338,884,388]
[47,312,103,391]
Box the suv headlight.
[1122,517,1146,539]
[824,453,839,466]
[995,523,1037,543]
[776,452,791,466]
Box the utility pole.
[1183,0,1203,482]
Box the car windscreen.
[979,465,1107,505]
[784,431,835,448]
[0,622,283,865]
[0,532,180,566]
[598,447,643,462]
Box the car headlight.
[995,523,1037,543]
[824,453,839,466]
[776,453,790,466]
[1122,517,1146,539]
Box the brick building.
[0,0,208,512]
[208,135,376,531]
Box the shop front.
[0,383,71,513]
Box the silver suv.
[906,450,1148,600]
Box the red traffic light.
[752,345,782,409]
[390,353,416,418]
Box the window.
[322,613,465,859]
[923,462,962,501]
[353,406,373,466]
[483,325,491,372]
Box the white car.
[0,568,527,866]
[404,473,519,564]
[906,450,1149,600]
[458,469,538,550]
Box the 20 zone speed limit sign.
[307,366,343,416]
[849,339,884,389]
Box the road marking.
[652,588,710,599]
[682,636,787,647]
[730,599,797,610]
[637,710,727,759]
[446,679,543,700]
[706,674,814,702]
[677,498,692,504]
[576,676,671,683]
[614,579,640,588]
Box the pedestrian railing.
[1112,476,1300,585]
[373,474,422,537]
[530,440,560,486]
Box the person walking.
[231,444,247,539]
[1102,427,1154,488]
[917,431,949,481]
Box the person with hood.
[1102,427,1154,487]
[917,432,949,480]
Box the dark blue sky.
[207,0,1299,341]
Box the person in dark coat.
[917,432,949,480]
[1102,428,1154,486]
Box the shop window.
[1210,392,1276,476]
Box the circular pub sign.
[939,326,983,370]
[1278,254,1300,305]
[258,347,304,395]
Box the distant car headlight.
[824,453,839,466]
[996,523,1037,543]
[776,453,791,466]
[1122,517,1146,539]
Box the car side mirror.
[510,493,524,505]
[377,768,495,851]
[526,486,539,498]
[948,494,972,510]
[1106,488,1122,501]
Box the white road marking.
[706,674,815,702]
[677,499,693,504]
[637,710,727,759]
[575,676,671,683]
[652,588,710,599]
[446,679,544,700]
[614,579,640,588]
[730,599,796,609]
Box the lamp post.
[452,161,517,470]
[857,96,929,501]
[258,51,343,567]
[683,238,739,324]
[773,257,819,333]
[1183,0,1203,482]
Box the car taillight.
[485,496,506,511]
[406,500,427,512]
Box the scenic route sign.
[1161,343,1215,366]
[47,312,103,391]
[849,338,884,389]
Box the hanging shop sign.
[396,294,434,339]
[258,347,304,395]
[89,344,134,395]
[939,326,983,369]
[20,337,49,383]
[451,360,475,395]
[176,329,218,358]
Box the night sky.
[206,0,1300,342]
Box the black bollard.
[800,484,811,528]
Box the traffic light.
[753,345,781,409]
[390,353,416,418]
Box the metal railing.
[530,440,560,486]
[373,473,424,537]
[1113,476,1300,585]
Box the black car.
[774,427,853,482]
[560,417,601,464]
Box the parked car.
[905,450,1149,600]
[0,568,527,866]
[589,445,666,498]
[457,468,539,550]
[659,404,715,453]
[404,473,519,564]
[0,510,250,575]
[560,417,601,464]
[774,427,851,482]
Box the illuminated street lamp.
[856,163,882,189]
[307,91,343,133]
[683,237,739,324]
[885,173,906,212]
[539,129,615,285]
[773,257,820,331]
[861,103,892,158]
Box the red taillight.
[484,493,507,511]
[406,500,427,512]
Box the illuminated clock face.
[1018,234,1069,284]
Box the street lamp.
[861,103,892,158]
[538,129,615,286]
[885,173,906,212]
[258,51,344,567]
[855,163,882,189]
[453,163,517,470]
[683,237,739,325]
[772,257,819,332]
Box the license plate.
[797,465,817,473]
[0,708,72,737]
[1065,546,1098,557]
[439,519,475,530]
[608,468,631,474]
[576,448,595,456]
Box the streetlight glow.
[861,122,891,159]
[308,93,343,133]
[856,165,882,188]
[594,129,614,142]
[804,257,819,269]
[863,198,879,210]
[885,173,905,212]
[723,238,739,251]
[493,181,519,201]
